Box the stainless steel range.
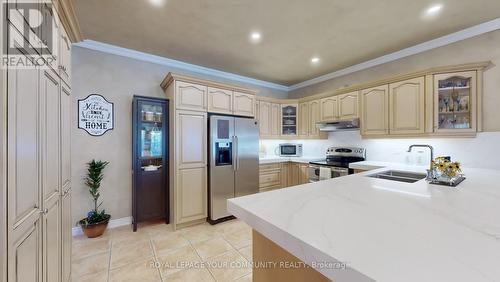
[309,147,366,182]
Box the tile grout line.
[185,233,219,282]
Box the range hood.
[316,118,360,132]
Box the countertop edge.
[227,200,376,282]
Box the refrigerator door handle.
[232,135,237,171]
[234,135,239,171]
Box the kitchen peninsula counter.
[228,163,500,281]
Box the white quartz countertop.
[259,156,323,164]
[228,162,500,282]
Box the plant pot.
[79,216,110,238]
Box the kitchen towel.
[319,167,331,180]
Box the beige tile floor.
[71,219,253,282]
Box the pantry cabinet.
[338,92,359,119]
[389,77,425,135]
[176,167,207,224]
[320,96,339,121]
[433,71,477,134]
[361,85,389,136]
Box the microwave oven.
[279,143,303,157]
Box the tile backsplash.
[260,131,500,170]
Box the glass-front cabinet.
[434,71,477,133]
[132,96,169,231]
[281,104,298,136]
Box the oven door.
[308,165,320,182]
[309,165,348,182]
[331,167,349,178]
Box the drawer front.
[259,163,281,171]
[259,184,281,193]
[259,171,281,187]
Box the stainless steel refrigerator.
[209,115,259,223]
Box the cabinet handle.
[43,208,49,214]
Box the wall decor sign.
[78,94,114,136]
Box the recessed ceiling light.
[250,31,262,43]
[425,4,443,16]
[149,0,165,7]
[311,57,320,64]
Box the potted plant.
[78,159,111,238]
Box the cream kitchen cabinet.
[298,163,309,184]
[433,71,477,134]
[175,81,208,111]
[361,85,389,136]
[258,101,272,137]
[6,45,43,282]
[4,5,76,282]
[162,73,257,228]
[298,102,309,137]
[271,103,281,137]
[59,24,71,85]
[176,167,208,224]
[175,110,208,224]
[389,77,425,135]
[281,104,298,136]
[61,189,72,282]
[176,110,207,169]
[259,163,282,192]
[320,96,339,121]
[208,87,232,114]
[338,92,359,119]
[233,91,255,117]
[309,100,322,138]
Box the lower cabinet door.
[61,191,72,282]
[177,167,207,224]
[298,164,309,184]
[43,198,60,282]
[8,216,42,282]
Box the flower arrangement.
[432,157,462,178]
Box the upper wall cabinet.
[208,87,232,114]
[298,102,309,137]
[258,101,272,137]
[338,92,359,119]
[434,71,477,134]
[233,92,255,117]
[361,85,389,136]
[320,96,338,121]
[281,104,298,136]
[309,100,322,138]
[175,81,208,111]
[271,103,281,136]
[389,77,425,135]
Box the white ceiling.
[73,0,500,86]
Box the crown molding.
[73,40,289,92]
[74,18,500,93]
[288,17,500,91]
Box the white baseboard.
[72,216,133,237]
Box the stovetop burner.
[309,147,366,168]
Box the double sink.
[368,170,427,183]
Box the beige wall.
[71,47,287,223]
[289,30,500,131]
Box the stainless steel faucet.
[407,144,434,179]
